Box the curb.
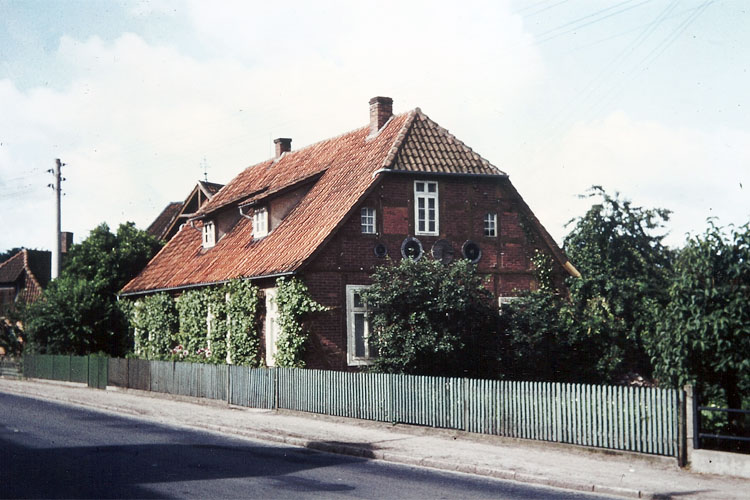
[1,382,657,499]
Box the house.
[147,180,225,242]
[121,97,578,370]
[0,249,52,312]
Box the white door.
[264,288,278,366]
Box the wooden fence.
[23,354,108,389]
[24,355,684,458]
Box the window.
[253,207,268,238]
[264,288,278,366]
[414,181,438,235]
[361,207,376,234]
[202,220,216,248]
[498,296,519,315]
[346,285,376,366]
[484,213,497,237]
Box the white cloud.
[515,111,750,248]
[1,1,544,251]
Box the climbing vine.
[273,277,327,368]
[530,249,554,293]
[125,278,261,365]
[225,279,261,366]
[130,293,178,360]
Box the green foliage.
[25,223,162,356]
[363,258,498,377]
[563,187,673,380]
[124,278,261,365]
[273,277,327,368]
[226,279,261,366]
[175,289,211,358]
[651,221,750,409]
[502,188,673,383]
[130,293,177,359]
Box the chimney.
[369,96,393,135]
[274,138,292,159]
[60,232,73,254]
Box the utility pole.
[49,158,65,280]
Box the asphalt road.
[0,392,615,499]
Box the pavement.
[1,377,748,499]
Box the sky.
[1,0,748,254]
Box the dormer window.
[253,207,268,238]
[202,220,216,248]
[361,207,376,234]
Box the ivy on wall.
[273,277,327,368]
[130,292,178,359]
[226,279,261,366]
[124,278,261,365]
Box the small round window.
[373,242,388,258]
[431,239,455,265]
[401,237,424,260]
[462,240,482,263]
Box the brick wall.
[299,173,570,370]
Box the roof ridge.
[413,111,505,175]
[381,108,420,169]
[23,248,45,293]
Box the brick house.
[0,249,52,313]
[121,97,578,370]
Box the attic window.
[253,207,268,238]
[414,181,438,235]
[361,207,376,234]
[484,213,497,237]
[202,221,216,248]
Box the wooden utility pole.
[51,158,64,280]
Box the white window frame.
[264,288,278,366]
[361,207,376,234]
[346,284,375,366]
[484,212,497,237]
[414,180,439,236]
[253,206,268,238]
[498,296,519,315]
[202,220,216,248]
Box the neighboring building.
[122,97,579,370]
[147,180,224,242]
[0,249,51,312]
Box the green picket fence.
[23,354,107,389]
[24,355,682,458]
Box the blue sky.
[1,0,748,253]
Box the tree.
[651,220,750,412]
[24,222,162,356]
[363,258,498,377]
[502,188,673,383]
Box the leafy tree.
[24,223,162,356]
[363,258,498,377]
[651,221,750,412]
[502,188,673,383]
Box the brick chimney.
[369,96,393,135]
[274,138,292,159]
[60,232,73,254]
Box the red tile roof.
[0,249,49,304]
[147,202,182,240]
[121,108,507,295]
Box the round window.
[431,239,455,265]
[462,240,482,263]
[373,242,388,258]
[401,237,424,260]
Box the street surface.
[0,392,613,499]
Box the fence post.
[677,387,687,467]
[684,384,697,466]
[273,367,279,410]
[226,364,231,405]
